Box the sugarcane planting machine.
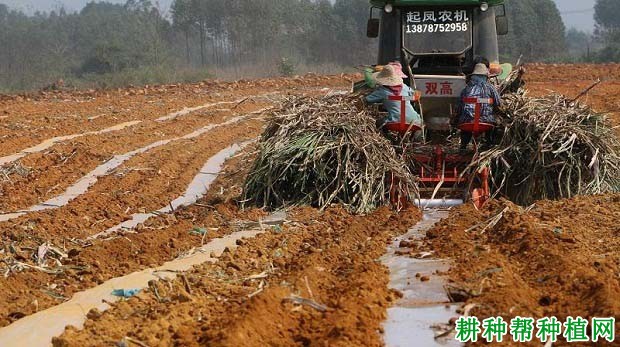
[365,0,511,208]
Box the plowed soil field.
[0,64,618,346]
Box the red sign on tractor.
[425,82,438,95]
[424,81,453,96]
[417,76,466,98]
[440,82,453,95]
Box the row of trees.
[499,0,566,62]
[0,0,378,91]
[169,0,376,72]
[0,1,174,90]
[556,0,620,63]
[0,0,615,92]
[169,0,571,70]
[593,0,620,62]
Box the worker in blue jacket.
[457,63,502,150]
[365,63,422,128]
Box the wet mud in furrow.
[0,99,269,212]
[0,121,264,327]
[407,198,620,347]
[53,206,420,347]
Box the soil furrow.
[0,94,205,156]
[0,116,264,241]
[0,75,351,155]
[0,226,268,347]
[0,143,264,328]
[91,141,254,239]
[52,206,420,347]
[0,99,269,212]
[0,74,354,335]
[0,120,141,166]
[0,91,271,161]
[1,65,619,347]
[411,198,620,347]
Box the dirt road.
[0,65,618,346]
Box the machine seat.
[385,93,422,136]
[458,122,494,134]
[384,122,421,134]
[458,97,495,135]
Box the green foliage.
[595,32,620,62]
[278,57,296,77]
[564,28,595,63]
[594,0,620,62]
[0,0,599,91]
[499,0,566,63]
[69,65,212,90]
[594,0,620,30]
[0,0,377,91]
[0,0,173,91]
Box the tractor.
[365,0,510,208]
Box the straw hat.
[472,63,489,76]
[387,61,408,78]
[372,65,403,87]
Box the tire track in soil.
[52,207,421,347]
[0,99,270,213]
[0,139,265,328]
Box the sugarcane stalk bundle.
[469,87,620,205]
[243,93,418,214]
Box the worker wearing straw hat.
[457,63,501,150]
[365,63,422,127]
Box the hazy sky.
[1,0,597,32]
[555,0,596,32]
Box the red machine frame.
[385,95,494,208]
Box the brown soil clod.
[1,65,620,346]
[53,206,420,346]
[423,196,620,345]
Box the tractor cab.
[366,0,509,208]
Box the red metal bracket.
[385,93,421,135]
[460,97,494,134]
